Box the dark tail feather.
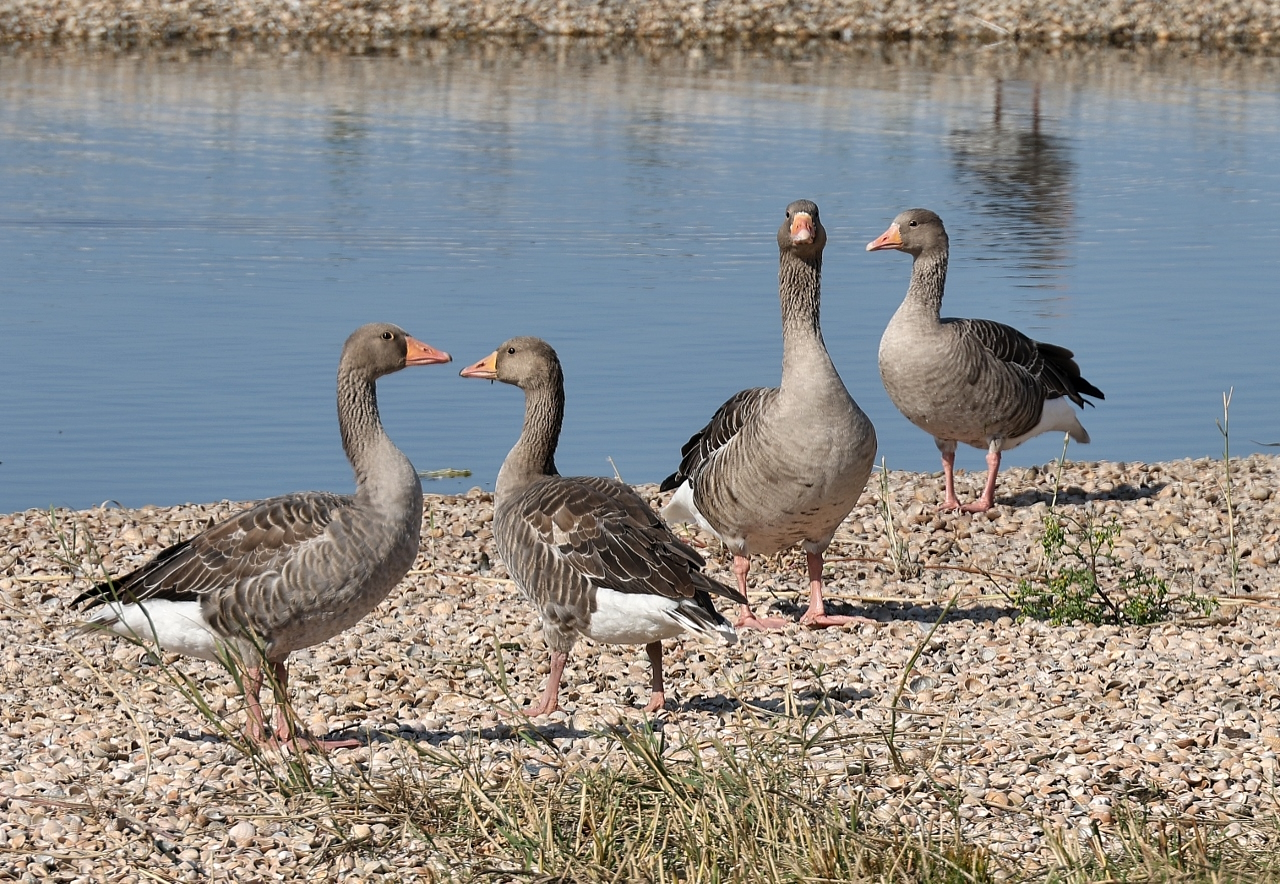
[1075,376,1105,403]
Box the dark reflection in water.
[1,41,1278,512]
[948,79,1076,291]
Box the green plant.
[1007,509,1214,626]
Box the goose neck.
[338,372,394,483]
[904,248,948,318]
[778,251,822,340]
[497,381,563,499]
[778,249,838,389]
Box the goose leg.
[960,445,1002,513]
[732,554,788,630]
[267,661,363,752]
[800,552,877,629]
[243,665,271,744]
[937,440,962,511]
[525,650,568,717]
[241,662,360,752]
[643,641,666,713]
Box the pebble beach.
[0,0,1278,48]
[2,0,1279,875]
[2,455,1278,877]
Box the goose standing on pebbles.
[868,208,1104,512]
[461,337,745,717]
[661,200,878,630]
[75,323,451,750]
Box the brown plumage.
[461,337,744,717]
[661,200,878,630]
[869,208,1104,512]
[75,323,451,750]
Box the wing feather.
[948,317,1104,408]
[659,387,777,491]
[75,492,350,609]
[512,476,745,607]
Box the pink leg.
[524,650,568,717]
[269,660,292,742]
[799,551,877,629]
[241,661,361,752]
[939,446,962,512]
[642,641,666,713]
[243,666,271,744]
[732,554,787,630]
[961,446,1002,513]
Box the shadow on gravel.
[1003,481,1167,507]
[768,600,1016,625]
[742,685,873,719]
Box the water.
[2,43,1278,514]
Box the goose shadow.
[1003,481,1168,508]
[739,684,874,718]
[767,599,1016,625]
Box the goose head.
[866,208,948,258]
[460,336,563,393]
[778,199,827,259]
[341,322,451,380]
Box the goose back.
[662,200,876,556]
[873,208,1103,451]
[76,323,445,663]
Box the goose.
[460,337,745,717]
[660,200,878,630]
[74,323,451,750]
[868,208,1104,512]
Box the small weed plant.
[1008,509,1213,625]
[877,458,922,579]
[1007,440,1216,626]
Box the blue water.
[2,44,1278,513]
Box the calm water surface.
[2,43,1278,513]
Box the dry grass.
[228,714,1280,884]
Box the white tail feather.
[84,600,224,662]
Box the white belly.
[88,600,225,662]
[586,588,689,646]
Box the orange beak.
[405,337,452,366]
[866,223,903,252]
[790,212,815,244]
[459,350,499,380]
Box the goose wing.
[659,387,777,491]
[512,477,744,606]
[75,491,351,608]
[947,317,1104,407]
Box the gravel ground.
[0,0,1278,48]
[2,455,1279,878]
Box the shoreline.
[0,0,1277,50]
[2,454,1278,874]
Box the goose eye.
[381,331,394,340]
[908,220,918,228]
[507,347,516,355]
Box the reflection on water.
[1,42,1278,512]
[948,79,1076,295]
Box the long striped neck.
[497,376,564,500]
[338,371,392,485]
[779,244,836,390]
[903,246,949,319]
